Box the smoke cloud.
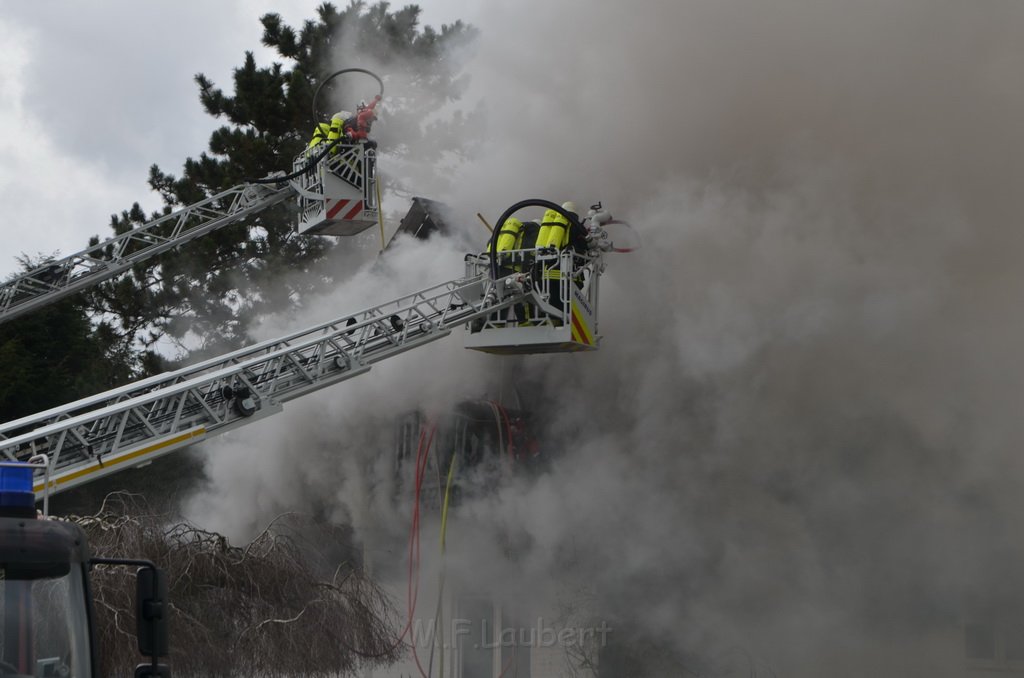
[186,1,1024,674]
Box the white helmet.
[561,201,578,214]
[332,110,353,121]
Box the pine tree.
[0,259,136,422]
[92,1,475,357]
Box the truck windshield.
[0,566,90,678]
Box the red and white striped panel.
[326,199,365,221]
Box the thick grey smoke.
[186,1,1024,674]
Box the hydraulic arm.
[0,196,617,501]
[0,67,389,327]
[0,269,529,496]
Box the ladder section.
[0,183,296,325]
[0,272,527,496]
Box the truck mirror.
[135,567,169,658]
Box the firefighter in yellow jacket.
[308,110,353,153]
[488,217,524,254]
[535,201,582,316]
[538,202,584,249]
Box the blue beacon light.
[0,463,35,509]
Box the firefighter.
[307,121,332,150]
[309,107,359,154]
[485,216,535,325]
[517,220,541,249]
[535,206,567,249]
[346,97,382,149]
[492,215,526,284]
[327,109,353,148]
[534,202,582,318]
[307,109,350,155]
[535,201,581,249]
[490,216,524,254]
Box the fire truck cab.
[0,462,168,678]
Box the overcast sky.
[0,0,470,279]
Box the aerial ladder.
[0,139,380,325]
[0,198,618,498]
[0,66,628,678]
[0,206,618,678]
[0,68,402,678]
[0,68,384,326]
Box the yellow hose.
[376,178,385,252]
[440,453,457,550]
[436,452,458,678]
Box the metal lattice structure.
[0,270,529,496]
[0,183,617,501]
[464,249,603,354]
[294,143,379,236]
[0,183,296,325]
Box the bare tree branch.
[72,492,400,678]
